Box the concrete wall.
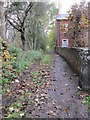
[56,47,90,91]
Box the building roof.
[56,14,68,20]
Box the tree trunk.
[34,20,37,50]
[21,29,26,51]
[0,2,5,40]
[33,34,35,50]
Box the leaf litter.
[2,57,61,118]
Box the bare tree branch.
[7,15,21,27]
[17,11,23,25]
[22,2,34,25]
[6,16,21,31]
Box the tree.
[68,1,88,47]
[26,2,50,50]
[5,2,34,51]
[68,4,82,47]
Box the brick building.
[55,11,71,48]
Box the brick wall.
[55,20,60,47]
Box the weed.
[2,78,9,85]
[10,102,20,109]
[33,71,40,76]
[37,82,43,86]
[24,92,31,99]
[33,78,38,82]
[6,112,20,118]
[86,96,90,107]
[28,99,34,104]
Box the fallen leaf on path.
[62,72,67,75]
[71,95,75,98]
[64,107,68,112]
[61,100,64,103]
[9,107,14,112]
[60,93,63,95]
[46,110,54,115]
[52,100,56,105]
[55,105,61,110]
[20,112,24,117]
[52,88,56,91]
[65,84,69,86]
[65,88,70,92]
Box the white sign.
[62,39,68,47]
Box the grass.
[24,92,31,99]
[42,54,50,64]
[32,71,40,76]
[28,99,34,104]
[41,54,52,66]
[33,78,39,82]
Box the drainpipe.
[55,8,59,49]
[59,21,60,47]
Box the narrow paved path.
[25,53,88,118]
[48,53,88,118]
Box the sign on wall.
[62,39,68,47]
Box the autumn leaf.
[64,107,68,112]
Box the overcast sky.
[51,0,89,14]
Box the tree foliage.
[68,1,88,47]
[26,2,49,51]
[48,26,55,50]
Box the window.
[62,23,68,33]
[62,23,68,28]
[65,23,68,27]
[62,39,69,47]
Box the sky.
[50,0,89,14]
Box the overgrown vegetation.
[81,95,90,114]
[77,86,90,110]
[8,46,42,73]
[86,96,90,108]
[1,39,42,88]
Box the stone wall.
[56,47,90,91]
